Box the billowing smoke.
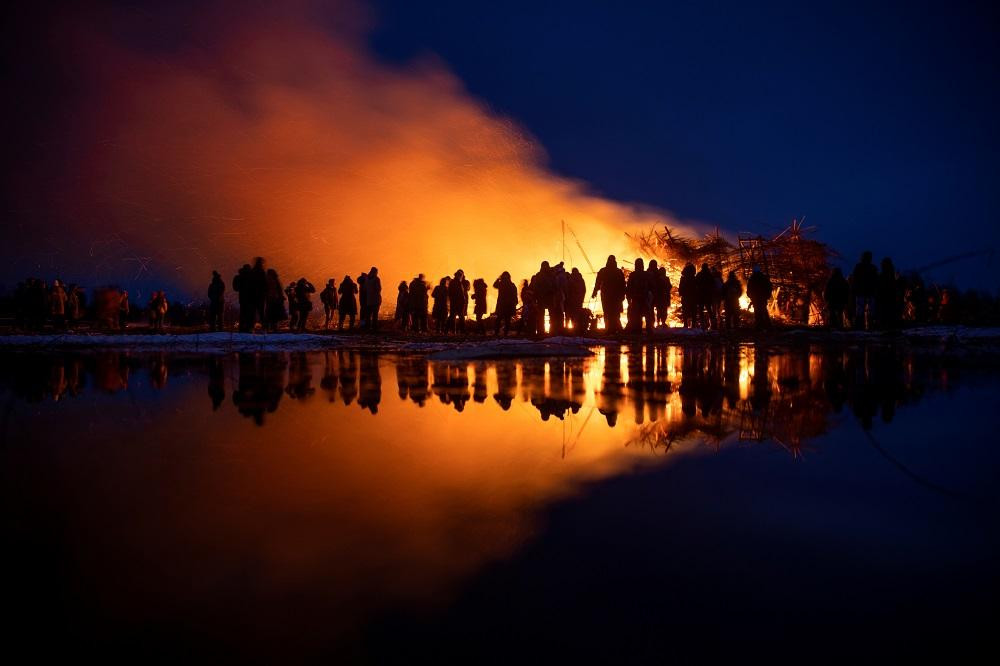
[4,0,703,301]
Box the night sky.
[369,0,999,286]
[2,0,998,292]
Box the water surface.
[2,345,997,661]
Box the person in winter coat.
[695,263,717,330]
[493,271,518,336]
[148,290,168,333]
[233,263,255,332]
[49,279,68,328]
[264,269,287,332]
[592,255,626,334]
[656,267,672,326]
[432,277,450,333]
[851,251,878,330]
[877,257,901,329]
[723,271,743,330]
[294,278,316,332]
[357,273,368,329]
[747,266,773,330]
[208,271,226,331]
[447,270,467,334]
[320,279,339,330]
[626,258,649,333]
[337,275,358,330]
[364,267,382,330]
[678,263,697,329]
[394,281,409,330]
[566,267,587,333]
[471,277,489,334]
[824,268,850,329]
[408,274,429,332]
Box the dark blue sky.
[368,0,998,287]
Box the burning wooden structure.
[629,219,836,324]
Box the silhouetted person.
[250,258,267,328]
[264,269,287,332]
[493,271,518,335]
[148,290,168,333]
[520,279,538,335]
[321,279,338,330]
[655,267,672,326]
[357,272,368,329]
[447,269,469,333]
[877,257,901,329]
[747,266,773,330]
[625,258,648,333]
[592,255,625,334]
[432,277,450,333]
[49,279,68,329]
[394,281,409,330]
[118,290,130,331]
[408,274,429,332]
[679,262,697,328]
[337,275,358,330]
[285,281,298,330]
[723,271,743,329]
[566,267,587,333]
[472,277,488,334]
[294,278,315,332]
[208,271,225,331]
[824,268,849,329]
[851,251,878,330]
[233,263,255,332]
[529,261,556,335]
[365,266,382,330]
[695,262,716,329]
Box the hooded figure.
[592,255,625,333]
[695,263,717,330]
[493,271,518,336]
[233,263,255,332]
[337,275,358,330]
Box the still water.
[2,345,998,661]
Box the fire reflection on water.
[0,344,958,656]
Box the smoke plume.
[4,1,702,300]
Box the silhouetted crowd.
[4,249,998,334]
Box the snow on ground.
[0,332,346,352]
[2,326,1000,355]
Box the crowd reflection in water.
[0,346,965,447]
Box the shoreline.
[2,325,1000,355]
